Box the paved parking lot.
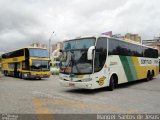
[0,74,160,115]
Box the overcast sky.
[0,0,160,53]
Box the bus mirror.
[87,46,95,60]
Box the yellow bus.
[0,56,2,71]
[1,47,50,79]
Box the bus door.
[14,62,18,77]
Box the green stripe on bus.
[119,56,133,82]
[126,57,138,80]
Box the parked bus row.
[0,36,159,91]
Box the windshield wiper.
[63,60,71,73]
[60,51,82,74]
[70,51,82,74]
[60,51,71,73]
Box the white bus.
[59,36,159,90]
[159,57,160,73]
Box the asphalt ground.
[0,74,160,119]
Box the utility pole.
[49,31,54,58]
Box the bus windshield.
[60,37,95,75]
[31,60,50,71]
[63,37,96,50]
[30,48,49,58]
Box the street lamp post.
[49,31,54,58]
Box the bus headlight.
[24,74,28,77]
[81,78,92,82]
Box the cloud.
[0,0,160,52]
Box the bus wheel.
[108,76,115,91]
[151,70,155,80]
[4,71,6,76]
[5,71,8,76]
[146,71,151,81]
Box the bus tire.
[4,71,6,76]
[146,71,151,81]
[108,76,115,91]
[151,70,155,79]
[5,71,8,76]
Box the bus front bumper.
[30,74,50,79]
[59,80,94,89]
[23,73,50,79]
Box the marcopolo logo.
[141,59,152,64]
[140,58,159,66]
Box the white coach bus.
[59,36,159,90]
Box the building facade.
[124,33,141,43]
[112,33,142,43]
[142,37,160,56]
[50,42,63,60]
[51,42,63,52]
[30,43,47,49]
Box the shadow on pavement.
[23,78,49,81]
[2,75,49,81]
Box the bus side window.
[108,39,119,55]
[94,37,107,72]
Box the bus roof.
[63,36,96,42]
[2,46,47,55]
[104,36,157,50]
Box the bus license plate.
[69,83,75,87]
